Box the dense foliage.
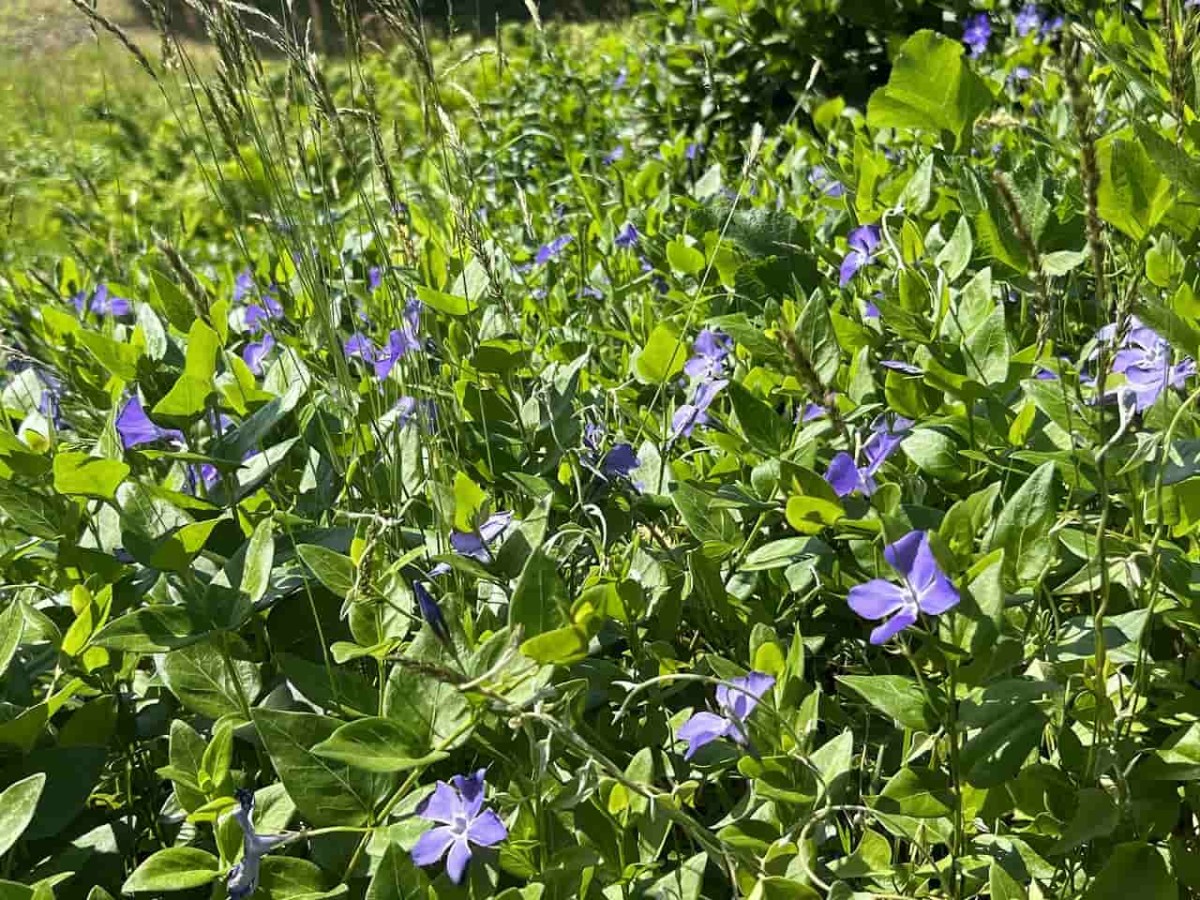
[3,1,1200,898]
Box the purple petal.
[445,837,473,884]
[417,782,464,825]
[601,443,640,478]
[917,572,960,616]
[242,333,275,375]
[450,531,491,563]
[864,300,881,320]
[884,531,927,580]
[344,333,376,362]
[116,395,183,449]
[676,711,735,759]
[411,826,456,867]
[479,512,513,543]
[693,378,728,411]
[848,579,908,621]
[467,809,507,847]
[870,606,919,644]
[717,672,774,721]
[451,769,487,818]
[826,452,866,498]
[839,251,866,288]
[880,360,922,375]
[672,405,701,439]
[848,225,881,255]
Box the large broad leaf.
[0,773,46,859]
[866,30,992,150]
[959,703,1046,787]
[727,382,788,456]
[795,291,841,386]
[297,544,356,598]
[367,842,428,900]
[122,848,220,892]
[159,641,261,719]
[312,717,450,773]
[1083,842,1177,900]
[0,602,23,680]
[92,605,209,653]
[0,480,65,539]
[1096,134,1173,240]
[52,453,129,501]
[382,665,472,755]
[985,461,1058,585]
[22,746,106,840]
[635,323,687,385]
[252,708,394,826]
[153,320,221,419]
[837,675,937,730]
[508,548,568,639]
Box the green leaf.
[159,641,260,719]
[382,665,472,755]
[741,538,818,572]
[150,518,223,572]
[92,605,208,653]
[936,217,973,282]
[414,284,469,316]
[252,708,394,826]
[838,675,935,730]
[959,703,1046,787]
[0,480,64,538]
[452,471,487,532]
[241,518,274,605]
[520,624,591,664]
[121,847,220,892]
[0,774,46,859]
[795,292,841,386]
[1055,787,1119,854]
[0,602,24,680]
[666,239,705,276]
[258,857,343,899]
[312,718,450,773]
[1096,134,1173,240]
[154,320,220,419]
[984,461,1058,585]
[902,429,965,482]
[367,842,428,900]
[509,548,568,639]
[727,382,787,456]
[635,323,687,385]
[865,30,992,150]
[298,544,356,598]
[78,330,140,382]
[150,269,196,332]
[989,860,1028,900]
[785,496,843,535]
[52,452,129,500]
[878,767,955,818]
[1083,842,1176,900]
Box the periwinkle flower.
[824,415,912,498]
[671,378,727,440]
[412,770,507,884]
[75,284,132,318]
[601,443,640,479]
[809,165,846,198]
[116,395,184,449]
[839,225,882,287]
[675,672,775,759]
[963,13,991,58]
[603,145,625,165]
[242,333,275,375]
[413,580,452,645]
[374,328,421,380]
[227,789,291,900]
[368,266,383,292]
[684,328,734,381]
[535,235,573,266]
[1039,14,1064,37]
[1095,318,1195,411]
[245,292,284,333]
[1009,66,1033,86]
[798,402,826,424]
[685,142,702,161]
[451,512,513,564]
[344,332,376,362]
[880,359,922,375]
[613,67,628,91]
[615,223,640,250]
[848,531,959,644]
[1015,4,1042,37]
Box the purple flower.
[685,142,702,161]
[1039,14,1064,37]
[412,770,507,884]
[601,443,640,479]
[77,284,132,318]
[535,235,573,266]
[809,165,846,198]
[603,145,625,165]
[963,13,991,58]
[824,415,911,497]
[368,266,383,292]
[243,333,275,375]
[798,402,826,423]
[615,223,640,250]
[880,360,922,375]
[1099,319,1195,411]
[675,672,775,759]
[1009,66,1033,86]
[848,531,959,644]
[245,292,284,333]
[344,333,376,363]
[374,328,421,380]
[116,395,184,449]
[413,580,452,645]
[613,67,628,90]
[684,329,734,380]
[227,789,290,900]
[233,269,255,304]
[393,396,418,427]
[839,226,881,287]
[583,422,604,452]
[185,462,221,496]
[1015,4,1042,37]
[450,512,513,564]
[671,378,727,440]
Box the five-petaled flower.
[74,284,132,318]
[243,333,275,375]
[963,13,991,58]
[615,222,640,250]
[1094,317,1195,412]
[671,378,727,440]
[116,395,184,449]
[411,770,508,884]
[675,672,775,759]
[244,291,284,333]
[534,235,573,266]
[848,531,959,644]
[825,415,912,498]
[839,225,882,287]
[227,789,291,900]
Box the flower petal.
[847,579,908,621]
[883,531,927,581]
[869,606,918,644]
[416,782,462,824]
[676,711,734,759]
[452,769,487,818]
[839,251,865,287]
[917,572,960,616]
[479,512,513,543]
[467,808,508,847]
[411,825,456,867]
[719,672,775,721]
[826,452,864,498]
[445,836,473,884]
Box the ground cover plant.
[3,0,1200,897]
